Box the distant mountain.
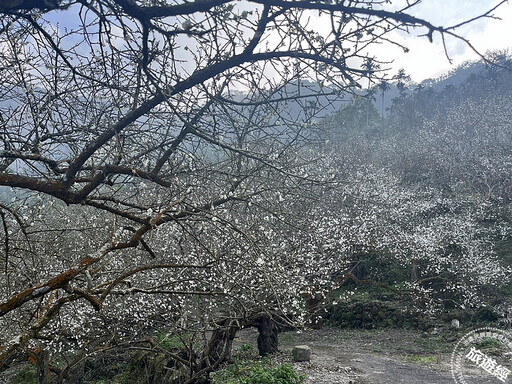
[418,60,487,89]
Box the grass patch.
[406,355,438,364]
[475,336,501,350]
[211,360,305,384]
[212,343,303,384]
[235,343,258,360]
[416,335,454,354]
[474,336,510,357]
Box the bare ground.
[234,327,501,384]
[0,327,503,383]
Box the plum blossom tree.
[0,0,509,381]
[319,82,512,312]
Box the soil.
[234,327,501,384]
[0,327,503,383]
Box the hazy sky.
[45,0,511,85]
[375,0,512,82]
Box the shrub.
[11,366,37,384]
[211,361,304,384]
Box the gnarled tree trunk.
[254,313,278,356]
[37,349,49,384]
[205,321,239,365]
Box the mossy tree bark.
[37,349,49,384]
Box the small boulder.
[451,319,460,329]
[292,345,311,362]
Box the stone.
[292,345,311,362]
[451,319,460,329]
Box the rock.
[451,319,460,329]
[292,345,311,362]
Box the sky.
[42,0,512,86]
[374,0,512,83]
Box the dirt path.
[293,350,455,384]
[235,327,500,384]
[293,348,497,384]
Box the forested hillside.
[322,53,512,318]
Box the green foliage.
[211,360,304,384]
[475,307,499,323]
[110,370,133,384]
[475,337,501,350]
[406,355,437,364]
[157,332,187,350]
[239,343,255,353]
[80,351,131,383]
[10,366,37,384]
[328,97,382,135]
[235,343,258,360]
[473,336,511,358]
